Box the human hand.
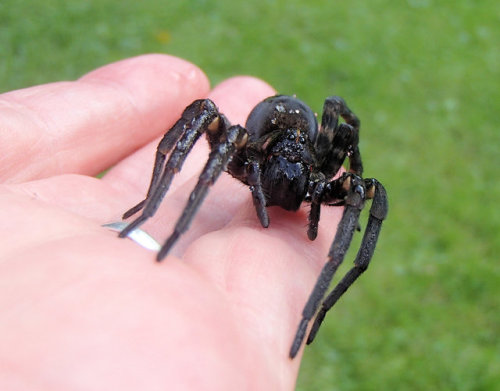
[0,54,342,390]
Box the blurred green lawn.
[2,0,499,389]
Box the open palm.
[0,54,342,390]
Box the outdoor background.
[1,0,498,389]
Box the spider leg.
[247,161,270,228]
[306,95,364,240]
[307,179,326,240]
[119,99,221,238]
[156,125,248,260]
[289,173,367,359]
[329,96,363,175]
[306,179,388,344]
[122,126,184,219]
[317,96,363,177]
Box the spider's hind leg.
[119,99,222,238]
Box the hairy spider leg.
[156,125,248,261]
[307,97,363,241]
[319,96,362,177]
[246,160,270,228]
[323,96,363,176]
[122,116,188,219]
[306,179,388,345]
[289,173,367,359]
[119,99,220,238]
[307,179,326,241]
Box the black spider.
[118,95,388,358]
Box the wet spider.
[119,95,388,358]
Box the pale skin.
[0,54,343,390]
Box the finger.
[0,54,210,183]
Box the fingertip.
[80,54,211,104]
[78,54,211,139]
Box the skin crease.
[0,54,343,390]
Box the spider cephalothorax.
[119,94,388,358]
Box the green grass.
[2,0,499,389]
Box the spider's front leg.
[289,173,388,358]
[156,124,249,260]
[119,99,223,239]
[317,96,363,178]
[307,97,363,241]
[306,178,387,344]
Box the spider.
[118,94,388,358]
